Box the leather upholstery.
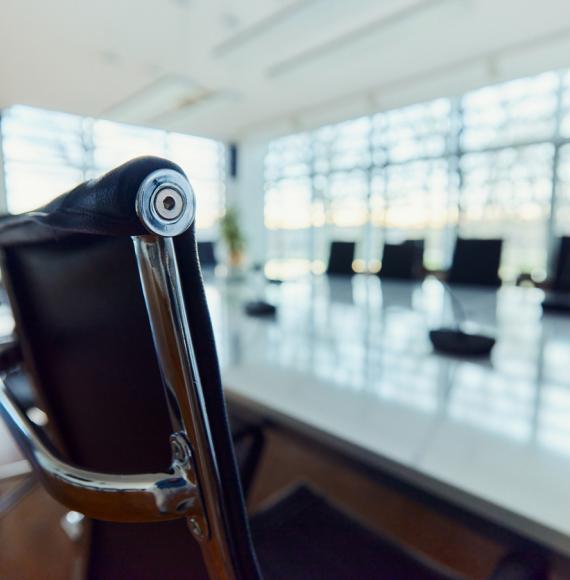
[0,156,183,245]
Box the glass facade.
[0,105,226,237]
[264,70,570,281]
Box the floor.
[249,429,503,579]
[0,424,569,579]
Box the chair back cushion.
[327,241,355,276]
[448,238,502,287]
[379,240,424,280]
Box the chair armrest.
[0,376,201,523]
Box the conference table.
[204,272,570,557]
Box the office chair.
[326,240,356,276]
[378,240,424,280]
[197,240,217,269]
[0,158,547,579]
[542,237,570,313]
[448,238,503,287]
[551,236,570,292]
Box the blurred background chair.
[197,240,217,270]
[448,238,503,287]
[326,241,356,276]
[551,236,570,292]
[542,236,570,312]
[378,240,425,280]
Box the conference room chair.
[551,236,570,292]
[542,236,570,312]
[448,238,503,287]
[326,240,356,276]
[197,240,217,269]
[0,158,547,579]
[378,240,424,280]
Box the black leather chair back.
[0,157,261,580]
[448,238,502,287]
[379,240,424,280]
[326,241,355,276]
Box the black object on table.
[244,300,277,317]
[429,328,495,357]
[244,263,278,318]
[429,281,496,357]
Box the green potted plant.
[220,206,245,271]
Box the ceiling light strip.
[213,0,321,58]
[266,0,452,78]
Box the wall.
[226,138,268,265]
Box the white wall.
[225,138,268,265]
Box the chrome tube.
[0,377,199,523]
[133,236,215,540]
[133,168,237,579]
[133,235,237,579]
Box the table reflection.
[206,274,570,461]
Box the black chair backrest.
[448,238,503,287]
[553,236,570,292]
[326,241,355,276]
[0,157,261,580]
[379,240,424,280]
[198,240,217,268]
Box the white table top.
[206,273,570,555]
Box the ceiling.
[3,0,570,141]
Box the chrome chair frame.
[0,169,239,579]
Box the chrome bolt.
[154,187,184,221]
[172,440,184,462]
[170,434,190,464]
[188,517,204,539]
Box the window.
[460,144,554,280]
[375,99,450,163]
[1,105,225,236]
[460,74,559,279]
[461,72,558,151]
[382,158,454,270]
[264,69,568,282]
[168,133,225,235]
[264,133,315,278]
[1,106,85,214]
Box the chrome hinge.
[168,432,210,541]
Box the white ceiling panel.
[2,0,570,140]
